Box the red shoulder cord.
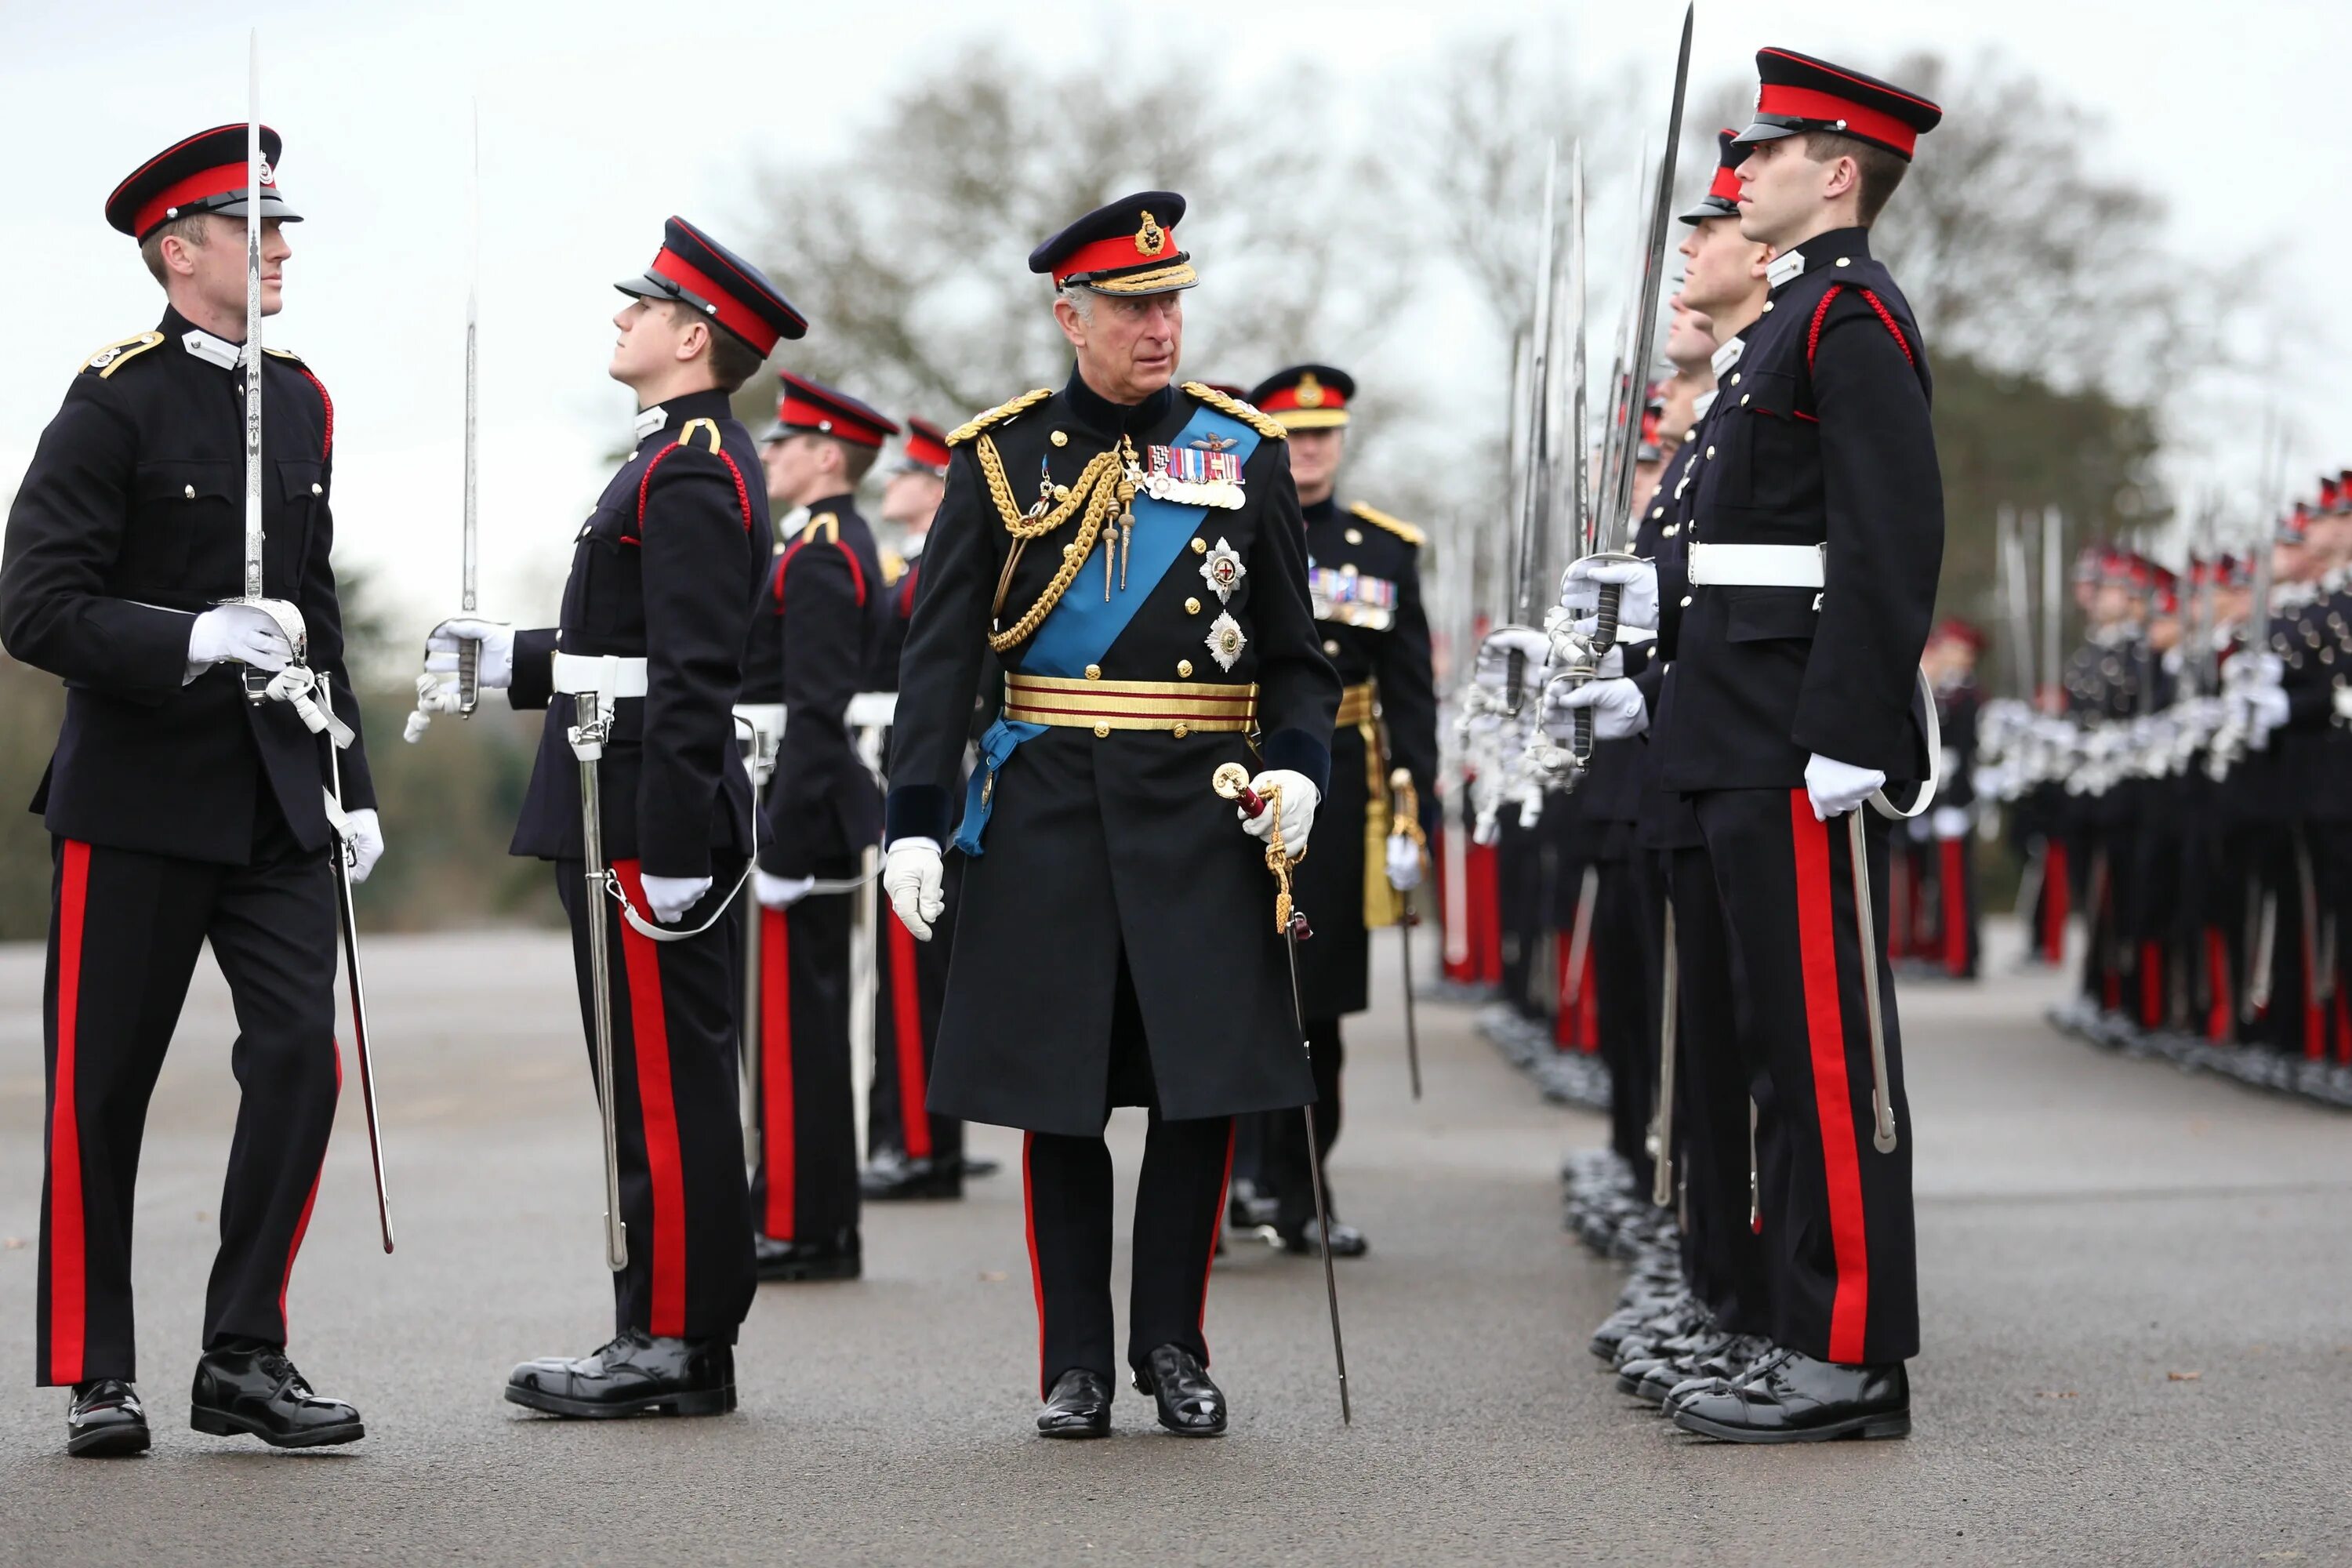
[626,430,754,545]
[772,535,869,610]
[293,366,334,458]
[1806,284,1915,372]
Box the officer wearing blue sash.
[880,192,1340,1439]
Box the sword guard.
[1288,909,1313,942]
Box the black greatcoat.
[1654,227,1942,789]
[0,308,375,858]
[1290,495,1439,1019]
[886,369,1341,1136]
[507,390,765,877]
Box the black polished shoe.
[505,1328,735,1419]
[1132,1344,1227,1436]
[1279,1216,1369,1258]
[1588,1290,1689,1362]
[1672,1348,1909,1443]
[754,1229,862,1282]
[190,1341,364,1448]
[1648,1333,1773,1406]
[1036,1368,1112,1439]
[860,1152,963,1202]
[67,1379,150,1457]
[1227,1178,1279,1230]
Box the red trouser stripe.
[1199,1120,1237,1355]
[1471,843,1502,983]
[2205,928,2232,1043]
[2042,842,2070,962]
[49,840,92,1386]
[760,907,795,1240]
[612,862,689,1338]
[2334,987,2350,1065]
[887,911,931,1160]
[2140,942,2164,1029]
[1788,793,1871,1364]
[278,1041,342,1334]
[1022,1131,1046,1396]
[1940,837,1970,976]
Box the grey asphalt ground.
[0,917,2347,1567]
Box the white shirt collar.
[1709,338,1744,378]
[180,328,248,370]
[1691,390,1719,419]
[1765,250,1807,289]
[633,405,669,442]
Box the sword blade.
[575,695,630,1272]
[458,102,483,716]
[243,31,265,608]
[1650,900,1678,1207]
[1846,811,1900,1153]
[321,675,393,1253]
[1399,895,1424,1102]
[1602,2,1696,549]
[1283,923,1351,1425]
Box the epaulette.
[84,332,163,379]
[947,388,1053,447]
[798,511,840,545]
[880,546,909,588]
[1182,381,1287,441]
[1348,501,1425,548]
[261,346,307,366]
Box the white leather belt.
[846,691,898,730]
[550,651,649,699]
[1686,542,1826,589]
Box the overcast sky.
[6,0,2346,639]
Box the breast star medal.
[1200,537,1246,603]
[1205,610,1247,673]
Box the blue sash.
[953,401,1260,853]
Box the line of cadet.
[1986,498,2352,1107]
[4,117,1435,1454]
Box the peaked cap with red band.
[1734,48,1944,162]
[2319,475,2344,516]
[2278,503,2312,544]
[1030,191,1196,296]
[1247,364,1354,431]
[1929,617,1987,653]
[107,124,299,241]
[617,216,806,358]
[900,416,952,474]
[1679,130,1744,224]
[763,371,899,448]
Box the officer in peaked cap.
[881,191,1340,1439]
[742,373,897,1275]
[417,216,804,1419]
[1559,46,1944,1442]
[1237,363,1436,1261]
[5,122,373,1456]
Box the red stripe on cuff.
[760,907,795,1240]
[48,840,92,1386]
[613,861,690,1337]
[887,912,930,1160]
[1788,793,1871,1364]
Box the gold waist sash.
[1002,673,1258,734]
[1335,681,1404,929]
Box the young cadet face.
[880,470,946,539]
[1058,289,1184,404]
[1734,136,1855,249]
[1663,293,1718,371]
[608,296,706,390]
[1676,216,1768,322]
[761,432,847,509]
[165,215,290,325]
[1287,426,1345,500]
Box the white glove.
[1547,677,1650,740]
[342,808,384,884]
[1930,805,1969,840]
[187,604,292,678]
[2242,684,2290,736]
[1240,770,1319,856]
[884,837,946,941]
[1804,753,1887,820]
[754,869,815,909]
[1559,556,1660,634]
[1385,832,1422,891]
[1473,626,1555,690]
[639,873,711,924]
[2335,684,2352,723]
[423,618,515,691]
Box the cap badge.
[1294,373,1325,408]
[1200,537,1247,603]
[257,159,274,187]
[1205,610,1248,672]
[1134,210,1166,256]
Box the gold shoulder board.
[677,417,722,454]
[85,332,164,379]
[947,388,1053,447]
[1182,381,1287,441]
[880,546,909,587]
[799,512,840,545]
[1348,501,1425,548]
[261,346,307,365]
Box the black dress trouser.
[748,856,861,1246]
[1682,789,1919,1366]
[36,798,340,1387]
[1259,1017,1343,1232]
[557,856,755,1341]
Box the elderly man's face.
[1056,289,1183,404]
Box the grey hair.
[1055,283,1100,322]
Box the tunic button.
[1323,639,1341,655]
[1730,372,1741,385]
[1178,659,1193,677]
[183,484,195,499]
[1084,663,1102,681]
[1094,722,1110,738]
[1190,538,1207,555]
[1051,430,1069,447]
[1052,485,1070,502]
[1835,257,1852,267]
[1680,595,1693,608]
[1706,445,1716,459]
[1762,300,1775,312]
[1185,597,1202,615]
[310,482,323,495]
[1651,506,1664,518]
[1740,395,1751,405]
[1173,723,1189,739]
[1345,528,1363,544]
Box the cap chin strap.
[1866,664,1941,820]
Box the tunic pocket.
[1722,585,1820,644]
[128,458,238,593]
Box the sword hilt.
[457,637,481,718]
